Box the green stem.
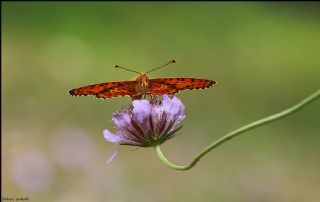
[155,89,320,171]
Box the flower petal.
[112,112,132,130]
[132,99,151,123]
[162,94,185,121]
[106,144,119,164]
[150,104,164,134]
[103,129,122,143]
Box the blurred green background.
[2,2,320,202]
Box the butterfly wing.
[69,80,139,99]
[147,78,216,95]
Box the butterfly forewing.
[69,81,138,99]
[69,75,216,100]
[147,78,216,95]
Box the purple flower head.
[103,95,185,163]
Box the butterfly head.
[136,72,149,90]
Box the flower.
[103,94,185,163]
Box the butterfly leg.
[131,94,143,100]
[142,94,147,99]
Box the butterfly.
[69,59,216,100]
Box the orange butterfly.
[69,60,216,100]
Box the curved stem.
[155,89,320,171]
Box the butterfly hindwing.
[147,78,216,95]
[145,82,178,95]
[69,81,138,99]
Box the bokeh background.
[2,2,320,202]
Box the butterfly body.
[69,72,216,100]
[133,72,149,98]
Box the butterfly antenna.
[114,65,141,74]
[146,59,176,74]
